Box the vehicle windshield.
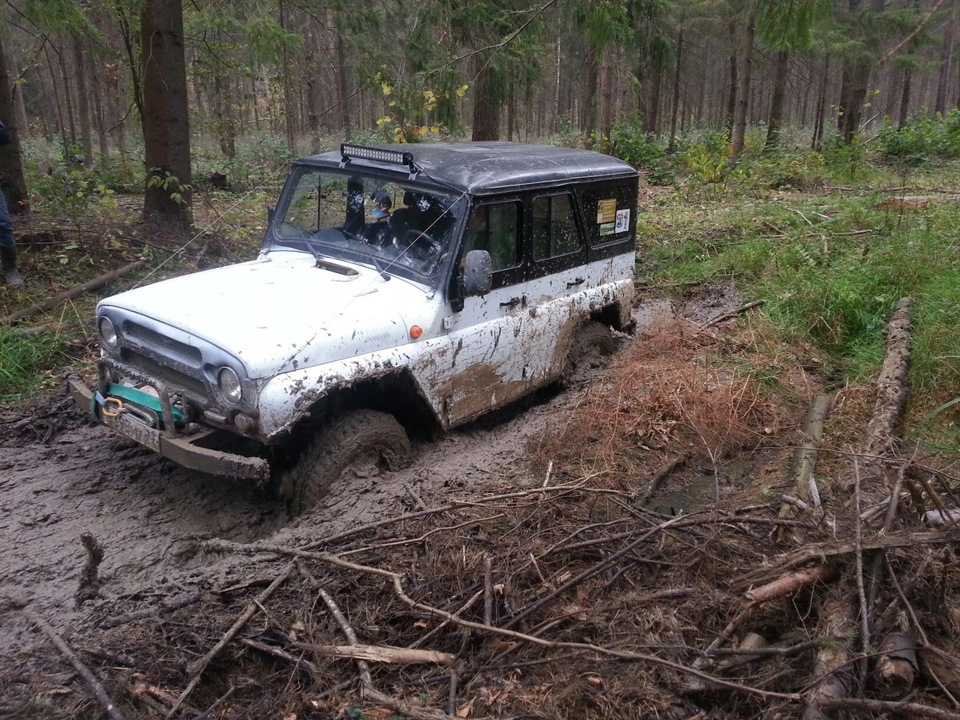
[269,168,467,279]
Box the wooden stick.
[292,642,455,665]
[744,565,837,604]
[483,556,494,627]
[23,607,128,720]
[3,259,146,324]
[820,697,960,720]
[167,562,295,718]
[700,299,765,329]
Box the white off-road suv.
[70,142,638,512]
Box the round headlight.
[218,367,242,403]
[99,316,119,349]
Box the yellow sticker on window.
[597,199,616,224]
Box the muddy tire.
[281,410,412,515]
[564,321,616,379]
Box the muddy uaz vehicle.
[70,142,638,513]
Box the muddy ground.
[1,289,741,717]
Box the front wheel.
[280,410,412,516]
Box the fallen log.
[872,631,917,698]
[863,297,913,459]
[737,527,960,588]
[2,259,146,325]
[775,393,834,543]
[802,594,855,720]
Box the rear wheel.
[564,320,616,379]
[280,409,412,515]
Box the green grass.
[641,159,960,447]
[0,328,72,404]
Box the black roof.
[297,142,638,195]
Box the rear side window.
[533,193,580,260]
[464,202,521,272]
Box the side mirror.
[267,205,276,223]
[462,250,492,297]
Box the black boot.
[1,245,23,286]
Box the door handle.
[500,296,522,308]
[567,277,585,288]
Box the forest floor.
[1,190,959,719]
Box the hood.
[100,251,429,379]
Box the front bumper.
[68,376,271,482]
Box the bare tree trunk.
[472,56,500,141]
[10,56,29,140]
[936,0,958,114]
[668,24,685,153]
[600,56,614,147]
[583,44,599,145]
[898,69,913,129]
[731,13,755,163]
[0,35,28,213]
[279,0,296,152]
[644,56,664,135]
[73,34,93,165]
[766,50,790,149]
[332,9,350,141]
[724,19,738,134]
[141,0,192,229]
[813,55,830,148]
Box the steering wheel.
[396,230,443,268]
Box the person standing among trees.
[0,120,22,286]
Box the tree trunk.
[141,0,192,229]
[936,0,958,115]
[601,56,614,148]
[724,19,738,134]
[214,71,236,159]
[838,0,870,143]
[765,50,790,149]
[73,34,93,165]
[898,69,913,129]
[0,35,28,213]
[279,0,296,152]
[668,25,685,153]
[644,55,663,135]
[333,9,351,140]
[583,44,599,146]
[472,55,500,141]
[813,55,830,148]
[730,13,755,163]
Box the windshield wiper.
[340,228,391,281]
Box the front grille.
[123,321,203,368]
[123,349,208,397]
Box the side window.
[533,193,580,260]
[464,202,521,272]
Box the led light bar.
[341,143,415,169]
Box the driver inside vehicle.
[365,191,393,246]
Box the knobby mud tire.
[281,409,412,516]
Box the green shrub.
[609,121,665,170]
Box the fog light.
[235,412,257,434]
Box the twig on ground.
[167,562,296,718]
[23,607,128,720]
